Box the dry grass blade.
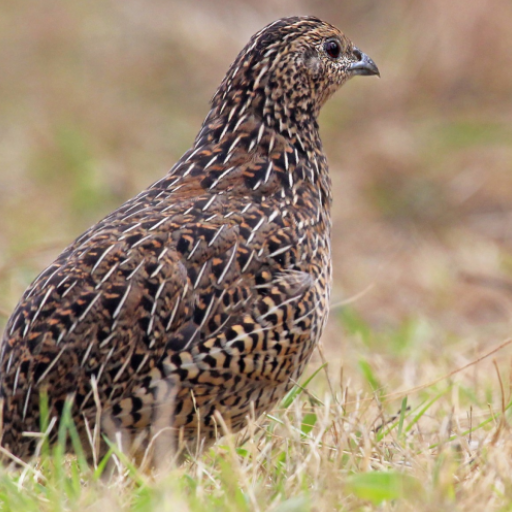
[347,338,512,406]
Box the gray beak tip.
[349,48,380,77]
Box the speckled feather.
[0,16,378,459]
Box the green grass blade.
[280,363,327,409]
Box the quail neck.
[0,16,378,461]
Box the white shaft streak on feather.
[203,155,218,171]
[268,135,276,154]
[292,306,316,326]
[91,245,116,274]
[182,162,195,176]
[268,245,292,258]
[194,261,208,289]
[149,216,169,231]
[22,385,32,420]
[246,217,265,244]
[207,309,231,338]
[36,347,67,385]
[162,202,178,214]
[248,137,257,152]
[217,243,238,284]
[165,297,181,332]
[119,256,132,267]
[153,190,168,201]
[153,280,167,309]
[187,240,202,260]
[259,293,303,320]
[126,258,146,280]
[257,123,265,144]
[267,210,279,223]
[202,195,217,211]
[96,263,119,289]
[112,345,135,383]
[79,292,103,322]
[135,353,150,373]
[120,203,150,220]
[8,313,21,336]
[40,266,62,292]
[29,286,54,328]
[253,65,269,90]
[227,105,238,123]
[263,47,277,58]
[129,234,153,250]
[241,250,256,273]
[148,279,165,333]
[150,263,164,278]
[6,352,14,373]
[81,341,95,367]
[56,329,67,344]
[13,366,20,394]
[208,224,226,247]
[157,247,168,261]
[218,122,230,142]
[227,135,242,156]
[218,324,276,353]
[296,134,305,152]
[113,284,132,320]
[210,166,236,189]
[264,162,273,183]
[56,274,70,289]
[185,146,203,163]
[184,294,217,350]
[233,115,247,132]
[99,332,116,348]
[120,222,142,237]
[95,346,114,385]
[313,157,320,177]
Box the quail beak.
[349,48,380,77]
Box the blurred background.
[1,0,512,391]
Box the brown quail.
[0,16,379,460]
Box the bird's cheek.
[304,56,322,80]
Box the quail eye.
[324,39,342,60]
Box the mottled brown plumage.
[0,16,379,460]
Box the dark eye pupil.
[325,40,341,59]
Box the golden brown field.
[1,0,512,510]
